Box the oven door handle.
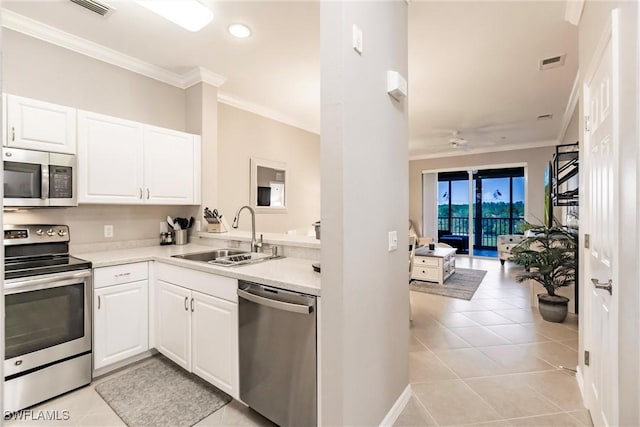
[4,270,91,294]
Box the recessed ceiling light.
[136,0,213,32]
[228,23,252,39]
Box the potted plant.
[510,224,577,323]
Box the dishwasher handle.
[238,288,314,315]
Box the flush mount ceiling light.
[136,0,213,32]
[228,23,252,38]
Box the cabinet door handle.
[98,295,101,310]
[114,272,131,278]
[11,126,15,141]
[139,188,143,199]
[184,296,188,311]
[147,188,150,199]
[190,298,195,312]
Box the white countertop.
[75,243,321,296]
[197,230,321,249]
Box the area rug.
[410,268,487,300]
[95,355,232,427]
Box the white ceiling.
[2,1,578,157]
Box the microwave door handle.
[41,164,50,200]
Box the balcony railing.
[438,216,524,248]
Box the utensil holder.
[175,229,188,245]
[206,223,225,233]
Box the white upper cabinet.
[6,94,77,154]
[77,111,145,204]
[77,111,201,205]
[144,126,199,205]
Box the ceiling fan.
[447,131,499,151]
[449,131,470,149]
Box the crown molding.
[1,8,225,89]
[565,0,585,26]
[218,91,320,135]
[558,71,580,143]
[181,67,226,89]
[408,139,558,161]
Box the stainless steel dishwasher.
[238,281,316,426]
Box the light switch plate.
[388,230,398,252]
[352,24,363,55]
[104,225,114,238]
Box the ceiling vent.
[537,114,553,120]
[539,54,566,71]
[70,0,112,16]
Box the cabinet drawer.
[412,266,439,281]
[414,256,439,267]
[94,262,148,289]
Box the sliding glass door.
[436,167,525,257]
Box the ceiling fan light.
[136,0,213,32]
[228,23,252,38]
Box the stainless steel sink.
[172,249,247,262]
[208,252,279,267]
[172,249,282,267]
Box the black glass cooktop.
[4,255,92,280]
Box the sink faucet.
[232,205,263,252]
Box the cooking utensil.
[167,216,174,229]
[179,217,189,229]
[188,217,194,229]
[173,218,181,230]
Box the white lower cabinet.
[154,265,238,398]
[93,263,149,370]
[156,280,191,370]
[191,292,238,393]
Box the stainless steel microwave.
[3,147,77,207]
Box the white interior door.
[582,10,619,427]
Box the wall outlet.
[196,220,201,232]
[104,225,114,238]
[388,230,398,252]
[160,221,168,233]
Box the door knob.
[591,278,613,295]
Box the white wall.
[217,103,320,234]
[321,2,409,424]
[578,2,639,425]
[4,30,186,131]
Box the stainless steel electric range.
[3,224,92,413]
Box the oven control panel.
[3,225,70,246]
[4,229,28,240]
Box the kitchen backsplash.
[4,205,199,251]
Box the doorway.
[428,166,526,257]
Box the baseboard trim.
[576,365,585,399]
[92,349,157,379]
[380,384,412,427]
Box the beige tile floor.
[5,356,274,427]
[396,256,591,427]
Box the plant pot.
[537,294,569,323]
